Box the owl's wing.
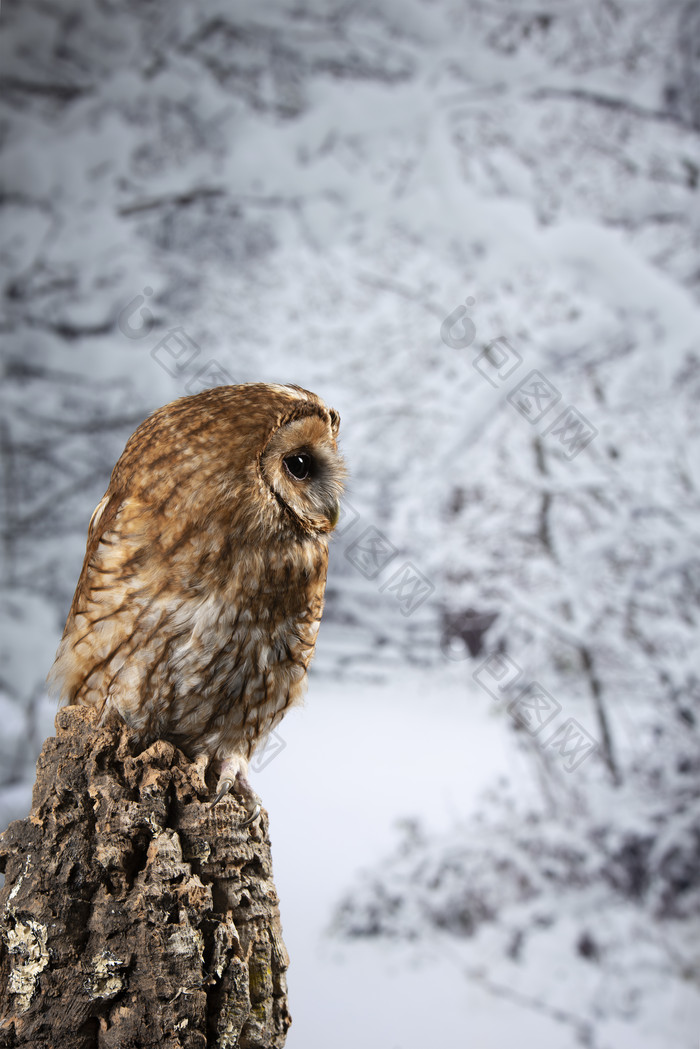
[87,492,110,540]
[47,494,147,708]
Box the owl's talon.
[211,778,234,806]
[211,777,261,826]
[239,800,261,827]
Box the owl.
[48,383,345,823]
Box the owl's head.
[110,382,345,546]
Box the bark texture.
[0,705,291,1049]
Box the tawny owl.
[48,382,345,823]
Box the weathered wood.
[0,706,291,1048]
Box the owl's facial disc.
[261,412,344,535]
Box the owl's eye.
[283,452,313,480]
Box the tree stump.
[0,706,291,1048]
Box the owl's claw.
[239,799,261,827]
[211,775,261,827]
[211,777,235,806]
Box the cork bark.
[0,706,291,1049]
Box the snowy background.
[1,1,700,1045]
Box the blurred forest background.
[1,1,699,1046]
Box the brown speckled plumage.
[48,382,345,802]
